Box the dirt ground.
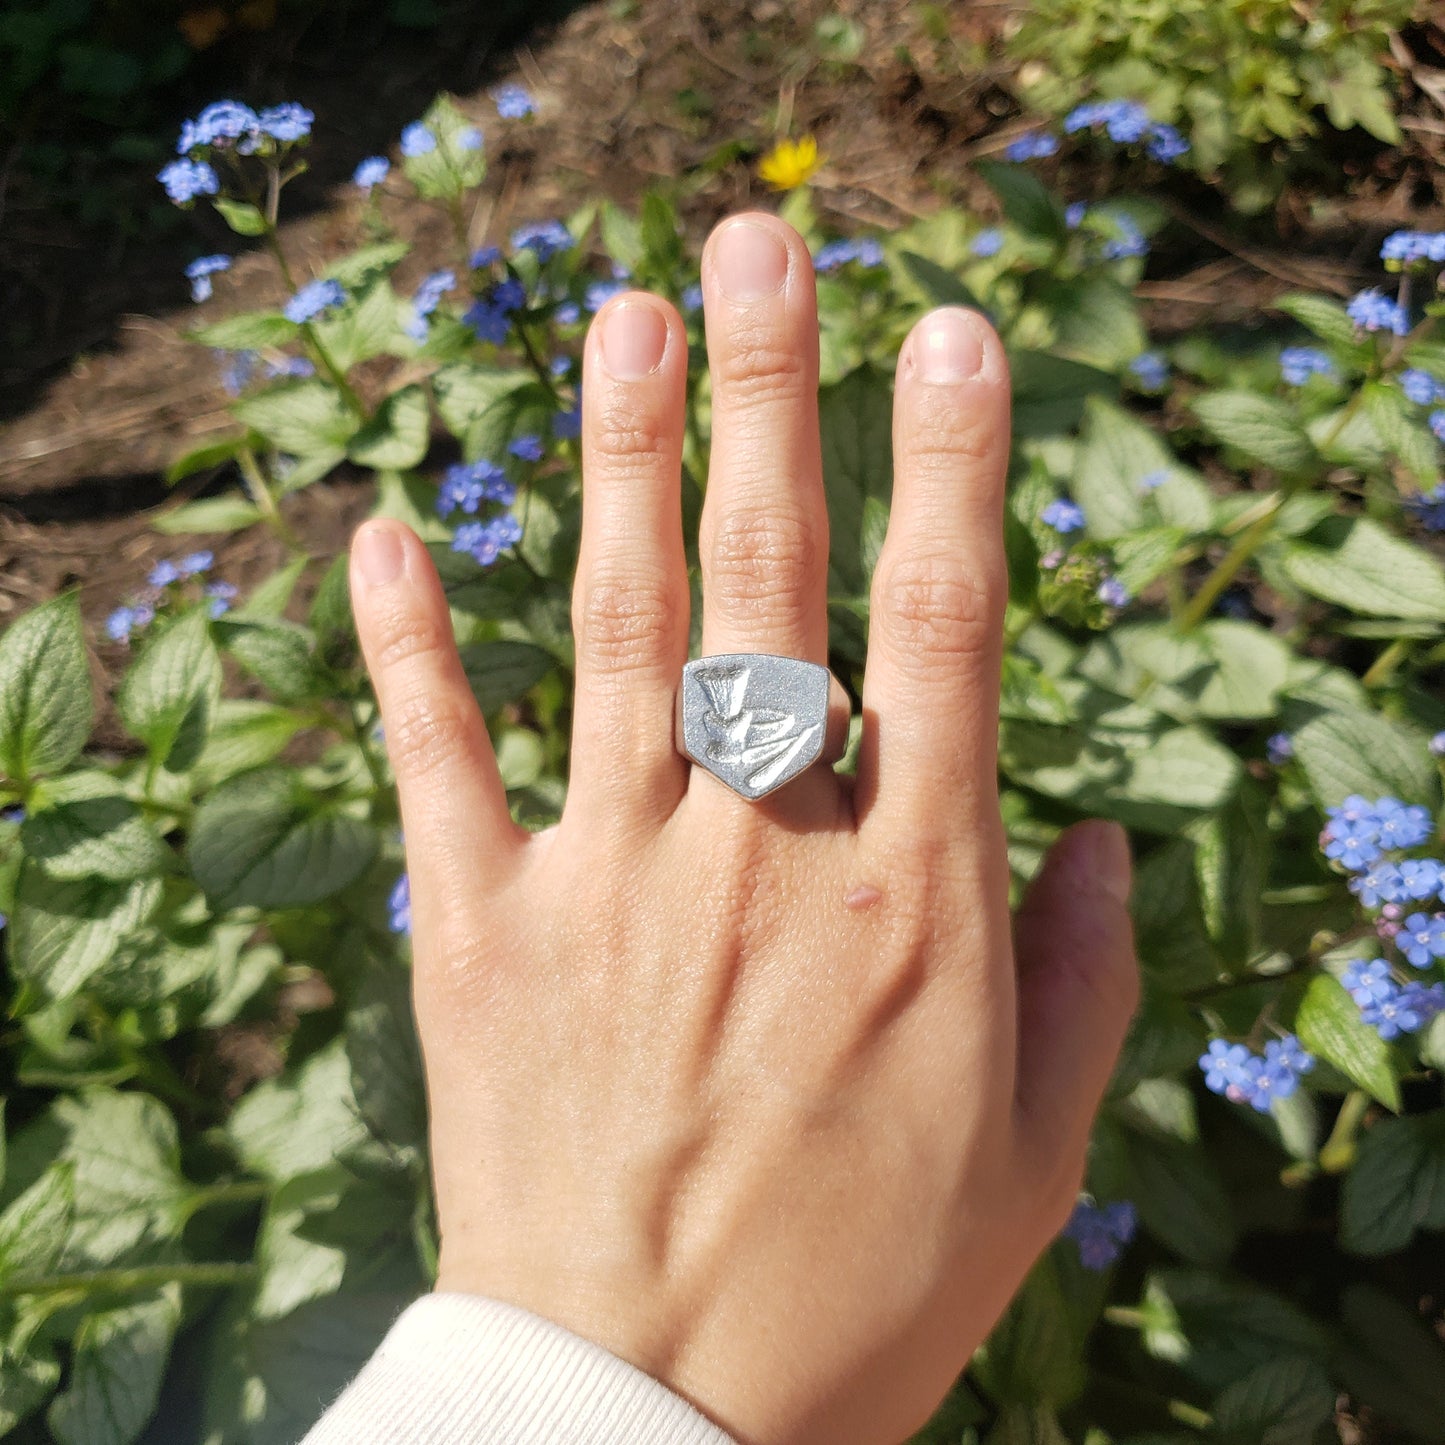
[3,0,1445,659]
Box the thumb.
[1012,819,1140,1171]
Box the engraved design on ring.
[676,653,838,801]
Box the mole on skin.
[845,883,883,911]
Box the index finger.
[853,308,1011,840]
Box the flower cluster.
[493,84,536,120]
[511,219,575,262]
[105,552,235,643]
[284,278,345,325]
[812,237,884,273]
[1004,131,1059,162]
[1346,289,1410,336]
[1280,346,1336,386]
[757,135,823,191]
[405,269,456,342]
[1127,351,1168,391]
[1061,1199,1137,1270]
[185,254,231,303]
[160,100,313,204]
[1380,230,1445,269]
[1321,795,1445,1040]
[970,229,1004,258]
[1399,369,1445,406]
[1042,498,1086,533]
[354,157,390,191]
[464,276,528,344]
[1062,100,1189,163]
[1199,1034,1315,1113]
[1341,960,1445,1041]
[436,460,515,516]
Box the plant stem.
[1362,637,1409,689]
[183,1178,270,1217]
[237,445,305,551]
[1178,499,1283,631]
[1319,1089,1371,1174]
[0,1261,257,1299]
[1167,1400,1214,1431]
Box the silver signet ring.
[675,653,851,801]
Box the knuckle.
[589,397,673,468]
[384,691,478,773]
[873,551,1000,664]
[371,608,452,674]
[707,505,818,625]
[574,571,675,675]
[714,331,810,406]
[902,395,1003,467]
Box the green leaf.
[316,277,406,371]
[1071,398,1212,539]
[0,593,92,784]
[820,364,893,597]
[1010,350,1117,438]
[0,1090,188,1270]
[191,701,307,791]
[400,94,486,199]
[346,956,427,1156]
[999,720,1241,836]
[0,1162,75,1279]
[216,619,328,704]
[976,160,1065,241]
[188,768,377,910]
[983,1405,1068,1445]
[1130,1270,1330,1392]
[154,495,264,535]
[8,869,162,1000]
[1188,783,1269,970]
[459,641,557,714]
[321,241,410,288]
[1209,1356,1334,1444]
[1335,1285,1445,1444]
[189,311,298,349]
[1095,1116,1236,1264]
[1274,293,1358,348]
[1340,1111,1445,1256]
[1034,274,1145,369]
[47,1288,180,1445]
[228,1039,372,1181]
[212,197,267,235]
[308,553,356,669]
[895,251,983,310]
[1076,620,1290,723]
[348,385,430,470]
[0,1337,60,1435]
[233,380,361,457]
[232,556,308,623]
[1192,391,1317,473]
[117,609,222,771]
[164,434,248,485]
[972,1254,1086,1407]
[1291,707,1438,810]
[21,773,170,881]
[431,363,535,455]
[1363,381,1440,484]
[1295,973,1400,1111]
[1283,515,1445,620]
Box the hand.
[347,212,1139,1445]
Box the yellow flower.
[758,136,823,191]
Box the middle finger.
[698,214,829,666]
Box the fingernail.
[354,524,405,588]
[714,220,789,301]
[1093,822,1133,908]
[600,300,668,380]
[916,309,986,383]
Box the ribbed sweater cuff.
[301,1293,739,1444]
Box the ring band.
[675,653,851,800]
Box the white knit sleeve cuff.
[301,1293,739,1445]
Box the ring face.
[677,654,830,800]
